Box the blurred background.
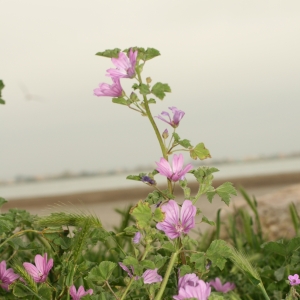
[1,1,300,227]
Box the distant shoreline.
[3,171,300,213]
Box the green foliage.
[112,97,128,105]
[151,82,171,100]
[172,132,192,148]
[190,142,211,160]
[130,201,152,229]
[0,80,5,104]
[206,182,237,206]
[95,48,121,58]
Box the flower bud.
[141,175,156,186]
[162,129,169,139]
[130,92,138,101]
[146,77,152,84]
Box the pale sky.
[1,0,300,180]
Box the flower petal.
[180,200,196,233]
[172,154,184,174]
[142,268,162,284]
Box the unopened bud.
[141,175,156,186]
[146,77,152,84]
[162,129,169,139]
[130,92,138,101]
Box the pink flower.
[288,274,300,286]
[23,253,53,283]
[118,263,162,284]
[0,260,19,291]
[173,273,211,300]
[133,231,141,244]
[156,200,196,239]
[94,77,123,97]
[70,285,93,300]
[156,107,185,128]
[155,154,193,182]
[106,48,138,78]
[209,277,235,293]
[142,268,162,284]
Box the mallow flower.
[23,253,53,283]
[156,200,196,239]
[155,154,193,182]
[209,277,235,293]
[0,260,20,291]
[156,106,185,128]
[70,285,93,300]
[288,274,300,286]
[106,48,138,78]
[173,273,211,300]
[94,77,123,97]
[118,263,162,284]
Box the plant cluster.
[1,48,300,299]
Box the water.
[1,157,300,199]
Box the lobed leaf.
[95,48,121,58]
[151,82,171,100]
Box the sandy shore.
[2,172,300,230]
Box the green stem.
[136,72,172,194]
[120,277,134,300]
[154,251,179,300]
[258,283,270,300]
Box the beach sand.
[2,172,300,231]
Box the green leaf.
[153,207,164,222]
[123,256,139,266]
[201,216,215,226]
[138,84,150,95]
[112,97,128,105]
[141,260,156,269]
[0,197,7,207]
[153,255,169,269]
[126,175,141,181]
[99,261,117,280]
[53,236,72,249]
[274,266,286,281]
[124,226,138,235]
[190,143,211,160]
[95,48,121,58]
[178,139,192,148]
[151,82,171,100]
[0,80,5,104]
[261,241,286,256]
[144,48,161,61]
[190,252,207,273]
[206,240,231,270]
[0,80,4,91]
[287,237,300,254]
[87,261,117,283]
[130,201,152,229]
[215,182,237,206]
[13,284,32,298]
[148,98,156,104]
[38,284,52,300]
[161,242,176,252]
[173,132,180,142]
[179,265,192,277]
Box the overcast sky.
[1,0,300,180]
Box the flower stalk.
[154,251,179,300]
